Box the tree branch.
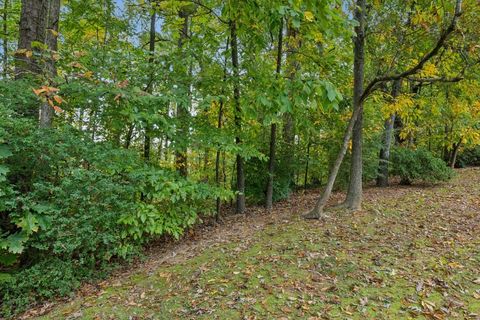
[407,76,463,83]
[360,0,463,103]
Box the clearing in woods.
[30,168,480,319]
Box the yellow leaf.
[304,11,314,22]
[49,29,59,37]
[313,31,323,43]
[83,71,94,79]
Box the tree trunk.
[215,41,229,218]
[343,0,367,211]
[449,139,461,168]
[230,19,245,214]
[16,0,60,126]
[304,0,366,218]
[175,9,190,176]
[2,0,8,78]
[124,123,134,149]
[265,18,283,210]
[144,9,156,162]
[304,139,311,190]
[376,79,401,187]
[282,24,300,189]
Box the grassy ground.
[34,168,480,319]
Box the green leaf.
[0,145,12,159]
[1,233,28,254]
[17,213,40,234]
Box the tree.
[265,17,284,210]
[376,79,401,187]
[16,0,60,126]
[305,0,464,218]
[230,18,245,214]
[304,0,366,218]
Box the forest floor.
[25,168,480,320]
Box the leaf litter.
[22,168,480,319]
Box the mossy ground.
[37,168,480,319]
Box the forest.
[0,0,479,318]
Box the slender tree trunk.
[124,123,134,149]
[265,18,283,210]
[449,139,461,168]
[282,24,299,189]
[376,79,401,187]
[144,9,156,162]
[230,19,245,214]
[2,0,8,78]
[175,9,190,176]
[304,0,366,218]
[343,0,367,211]
[215,42,229,218]
[304,139,311,190]
[16,0,60,126]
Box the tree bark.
[230,19,245,214]
[449,139,461,168]
[265,18,283,210]
[343,0,366,211]
[124,123,134,149]
[304,139,311,190]
[215,41,229,218]
[2,0,8,78]
[214,97,223,216]
[16,0,60,126]
[376,79,401,187]
[175,9,190,176]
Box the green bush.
[391,147,454,184]
[0,98,232,316]
[244,157,292,204]
[0,259,82,317]
[457,146,480,167]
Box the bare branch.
[407,76,463,83]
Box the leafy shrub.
[457,146,480,167]
[0,259,82,317]
[391,147,454,184]
[0,99,232,316]
[244,157,292,204]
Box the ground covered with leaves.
[29,168,480,319]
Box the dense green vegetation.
[37,168,480,319]
[0,0,479,317]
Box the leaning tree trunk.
[342,0,367,211]
[376,79,401,187]
[265,18,284,210]
[230,19,245,214]
[304,0,366,218]
[305,0,462,218]
[449,139,462,168]
[16,0,60,126]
